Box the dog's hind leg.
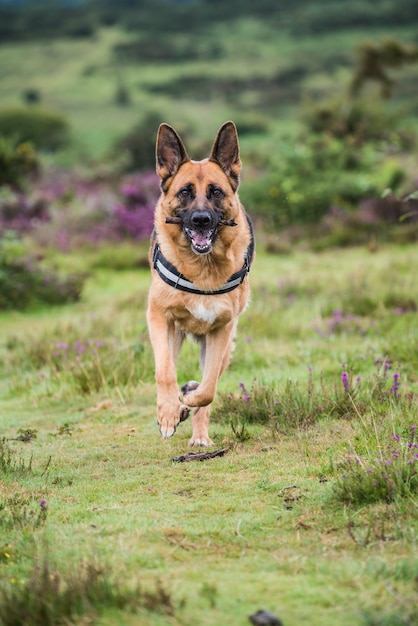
[180,320,237,445]
[180,335,205,398]
[189,406,214,447]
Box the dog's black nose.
[191,210,212,229]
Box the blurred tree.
[350,39,418,98]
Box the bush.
[0,137,39,188]
[302,97,416,148]
[115,111,164,172]
[333,426,418,505]
[0,235,85,310]
[0,107,70,151]
[241,135,388,227]
[0,187,49,231]
[113,172,158,240]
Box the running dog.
[147,121,254,446]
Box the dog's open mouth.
[184,228,216,254]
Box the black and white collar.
[152,214,254,296]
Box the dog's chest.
[186,300,224,325]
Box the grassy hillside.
[0,1,417,162]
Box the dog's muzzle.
[183,209,219,255]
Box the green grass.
[0,244,417,625]
[1,19,417,162]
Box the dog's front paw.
[158,403,190,439]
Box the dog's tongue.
[192,231,212,247]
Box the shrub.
[115,111,163,172]
[241,125,415,229]
[113,172,158,240]
[241,135,386,227]
[0,495,48,530]
[0,137,39,188]
[0,556,145,626]
[212,374,350,433]
[0,437,33,477]
[0,187,49,231]
[333,426,418,505]
[214,361,416,439]
[10,169,158,251]
[0,107,70,151]
[0,235,85,310]
[302,97,411,145]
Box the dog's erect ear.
[209,121,241,190]
[156,123,189,184]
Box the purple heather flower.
[239,382,251,402]
[391,372,400,394]
[341,371,350,393]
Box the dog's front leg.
[147,306,189,439]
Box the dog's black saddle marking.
[153,214,254,296]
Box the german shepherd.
[147,121,254,446]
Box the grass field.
[1,18,418,162]
[1,4,418,622]
[1,243,417,625]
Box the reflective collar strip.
[152,214,254,296]
[153,245,250,295]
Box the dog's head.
[155,121,241,256]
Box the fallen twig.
[171,447,229,463]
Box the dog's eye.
[178,187,190,199]
[211,187,223,198]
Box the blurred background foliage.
[0,0,418,308]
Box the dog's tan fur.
[147,121,253,446]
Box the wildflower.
[391,372,400,394]
[341,370,350,393]
[239,382,251,402]
[39,499,47,510]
